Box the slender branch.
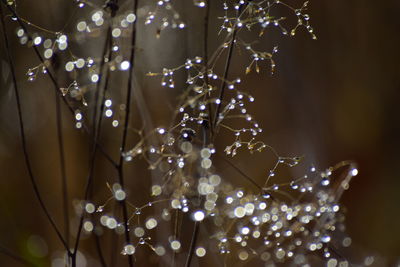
[212,5,245,134]
[0,3,70,252]
[0,0,118,168]
[115,0,140,266]
[55,80,70,248]
[0,245,36,267]
[185,3,211,267]
[73,13,116,266]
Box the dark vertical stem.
[55,89,70,248]
[115,0,140,266]
[0,0,118,167]
[212,30,237,129]
[0,3,70,253]
[185,3,211,267]
[203,1,213,139]
[93,225,108,267]
[73,18,114,267]
[212,5,245,134]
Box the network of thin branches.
[0,0,363,266]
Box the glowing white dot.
[75,113,82,121]
[152,185,162,196]
[209,175,221,186]
[114,189,126,201]
[123,244,135,255]
[126,13,136,23]
[238,250,249,260]
[195,247,206,257]
[134,227,144,237]
[91,74,99,83]
[58,35,67,43]
[85,203,95,213]
[33,36,42,45]
[170,240,181,250]
[193,210,205,221]
[112,28,121,37]
[95,18,104,26]
[145,218,157,229]
[16,29,24,37]
[105,109,113,117]
[91,12,102,22]
[120,60,130,70]
[43,39,52,48]
[83,221,93,232]
[351,168,358,176]
[105,99,112,107]
[201,158,212,169]
[77,21,87,32]
[65,62,74,72]
[234,206,246,218]
[200,148,211,158]
[241,227,250,235]
[58,42,67,50]
[44,49,53,59]
[106,217,117,229]
[75,58,85,68]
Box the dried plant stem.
[0,3,70,253]
[1,0,118,168]
[185,3,211,267]
[212,6,243,134]
[115,0,140,266]
[55,86,70,248]
[0,244,35,267]
[73,24,114,267]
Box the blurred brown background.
[1,0,400,266]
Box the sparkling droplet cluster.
[8,0,361,266]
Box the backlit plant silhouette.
[0,0,361,266]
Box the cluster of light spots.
[145,0,186,33]
[75,110,83,129]
[64,58,86,72]
[56,34,68,51]
[100,215,118,229]
[243,43,278,75]
[69,1,356,265]
[91,10,104,26]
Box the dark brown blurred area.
[1,0,400,266]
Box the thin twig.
[0,3,70,253]
[115,0,140,266]
[1,0,118,168]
